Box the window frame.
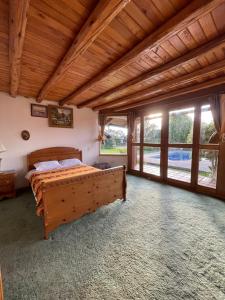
[99,113,128,157]
[128,97,221,195]
[197,103,220,190]
[167,106,195,184]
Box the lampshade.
[0,144,6,153]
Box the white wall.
[0,92,99,188]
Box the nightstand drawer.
[0,179,12,186]
[0,171,16,199]
[0,183,13,192]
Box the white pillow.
[59,158,82,168]
[34,160,61,171]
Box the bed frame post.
[123,165,127,201]
[44,229,49,240]
[42,188,49,240]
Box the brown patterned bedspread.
[29,165,100,216]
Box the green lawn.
[100,147,127,154]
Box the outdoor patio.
[142,164,216,189]
[136,150,217,189]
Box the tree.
[200,122,215,144]
[104,136,116,149]
[200,122,218,180]
[144,122,160,143]
[104,127,127,149]
[169,114,193,143]
[143,114,193,144]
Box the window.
[143,113,162,176]
[200,105,217,144]
[198,105,219,189]
[167,107,194,182]
[131,116,141,170]
[100,116,127,155]
[133,117,141,143]
[167,148,192,183]
[198,149,219,189]
[129,100,222,195]
[144,113,162,144]
[143,147,161,176]
[169,107,194,144]
[132,145,141,171]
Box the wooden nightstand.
[0,171,16,200]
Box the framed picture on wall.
[48,105,73,128]
[31,104,48,118]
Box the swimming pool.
[152,150,191,161]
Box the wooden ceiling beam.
[137,90,225,114]
[102,92,216,115]
[9,0,30,97]
[36,0,130,103]
[109,88,225,114]
[60,0,224,106]
[112,76,225,111]
[78,33,225,109]
[93,59,225,111]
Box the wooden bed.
[27,147,126,239]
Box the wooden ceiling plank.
[60,0,224,106]
[36,0,130,103]
[113,75,225,111]
[93,59,225,110]
[9,0,30,97]
[152,0,177,19]
[212,2,225,33]
[124,2,155,32]
[78,32,225,108]
[199,12,219,40]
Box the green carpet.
[1,175,225,300]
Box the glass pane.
[144,113,162,144]
[167,148,192,183]
[198,149,218,189]
[143,147,160,176]
[132,146,140,171]
[100,116,127,155]
[200,105,218,144]
[133,117,141,143]
[169,107,194,144]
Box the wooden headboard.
[27,147,82,170]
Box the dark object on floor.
[93,162,111,169]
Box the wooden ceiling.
[1,0,225,112]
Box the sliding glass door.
[131,113,163,179]
[131,117,141,171]
[129,98,220,194]
[197,104,219,189]
[143,113,162,177]
[167,107,195,183]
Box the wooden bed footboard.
[41,166,126,239]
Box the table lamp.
[0,144,6,171]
